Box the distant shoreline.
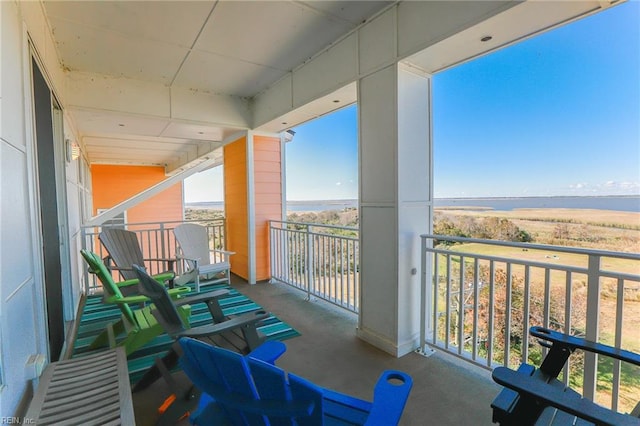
[187,195,640,213]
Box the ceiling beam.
[66,71,252,130]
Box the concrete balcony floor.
[133,276,502,425]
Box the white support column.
[246,131,257,284]
[357,63,432,357]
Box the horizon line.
[186,194,640,204]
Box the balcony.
[131,276,501,425]
[419,234,640,414]
[267,223,639,413]
[78,219,639,424]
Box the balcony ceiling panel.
[48,19,189,84]
[72,109,226,168]
[258,82,357,133]
[161,122,226,142]
[43,1,212,47]
[70,109,171,137]
[84,135,216,167]
[174,50,285,98]
[41,0,391,171]
[41,0,607,173]
[193,1,355,72]
[44,0,391,96]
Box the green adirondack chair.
[80,249,192,355]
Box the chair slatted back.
[80,249,136,326]
[99,228,145,280]
[174,223,212,267]
[179,337,321,426]
[133,264,187,336]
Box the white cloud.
[566,180,640,196]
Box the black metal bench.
[25,347,135,425]
[491,326,640,426]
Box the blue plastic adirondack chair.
[178,337,413,425]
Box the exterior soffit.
[253,0,619,132]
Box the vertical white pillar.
[357,63,432,357]
[246,131,257,284]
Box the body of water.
[433,195,640,213]
[187,195,640,213]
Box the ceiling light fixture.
[283,129,296,143]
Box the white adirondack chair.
[173,223,234,292]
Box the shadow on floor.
[132,276,501,425]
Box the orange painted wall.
[92,165,183,224]
[223,134,282,282]
[224,137,249,280]
[253,135,282,281]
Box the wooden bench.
[25,347,135,425]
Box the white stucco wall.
[0,1,84,416]
[1,0,46,415]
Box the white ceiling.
[43,1,393,170]
[40,0,616,173]
[45,1,392,94]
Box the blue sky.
[185,2,639,202]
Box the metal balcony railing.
[419,234,640,413]
[80,219,226,293]
[269,220,359,313]
[78,218,639,411]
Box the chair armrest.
[105,294,152,305]
[212,249,234,263]
[492,367,640,426]
[247,341,286,365]
[173,310,269,339]
[108,265,134,272]
[143,257,176,262]
[105,286,189,305]
[173,289,230,323]
[176,255,201,270]
[530,327,640,366]
[116,273,175,288]
[365,370,413,425]
[168,286,192,298]
[173,289,230,307]
[113,278,142,297]
[176,255,201,262]
[491,363,536,423]
[114,278,141,288]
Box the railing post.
[269,221,275,283]
[80,226,90,293]
[159,222,166,260]
[305,225,313,301]
[583,253,601,401]
[282,223,290,284]
[417,235,435,356]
